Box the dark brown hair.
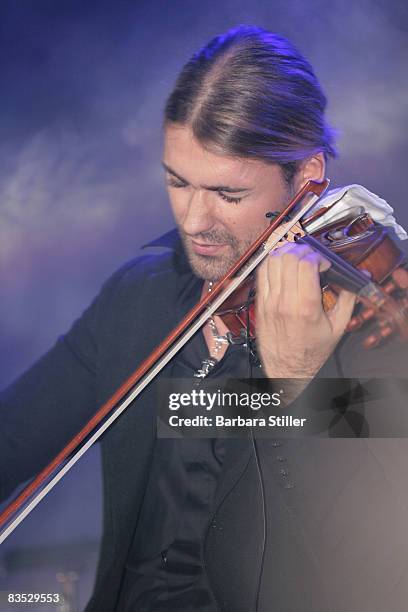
[165,25,336,183]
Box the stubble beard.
[179,228,255,281]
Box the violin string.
[296,233,374,293]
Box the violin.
[216,203,408,350]
[1,179,408,543]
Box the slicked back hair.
[164,25,336,183]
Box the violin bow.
[0,179,329,544]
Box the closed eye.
[217,192,243,204]
[167,177,187,188]
[167,176,244,204]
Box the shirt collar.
[141,227,181,250]
[141,227,192,274]
[142,227,204,319]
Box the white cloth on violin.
[306,184,408,240]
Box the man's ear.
[293,153,326,192]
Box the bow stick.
[0,179,329,544]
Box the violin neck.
[298,234,373,295]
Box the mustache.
[182,229,239,246]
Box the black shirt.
[116,274,253,611]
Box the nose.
[181,188,215,236]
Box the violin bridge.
[264,220,305,253]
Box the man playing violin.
[163,120,355,380]
[2,25,408,612]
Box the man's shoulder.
[92,247,192,323]
[112,251,178,286]
[109,228,189,289]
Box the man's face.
[163,124,297,281]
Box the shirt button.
[211,520,223,531]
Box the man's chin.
[185,250,233,281]
[179,235,242,280]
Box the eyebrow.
[161,162,250,193]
